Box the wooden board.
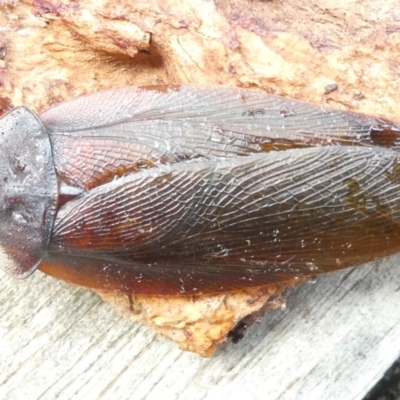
[1,256,400,399]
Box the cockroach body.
[1,85,400,295]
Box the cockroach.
[1,85,400,295]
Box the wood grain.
[1,256,399,399]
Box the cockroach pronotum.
[1,85,400,295]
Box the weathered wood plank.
[1,256,399,399]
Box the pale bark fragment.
[98,284,295,356]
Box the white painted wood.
[1,256,400,400]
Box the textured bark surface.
[1,0,399,115]
[0,0,400,357]
[98,285,290,356]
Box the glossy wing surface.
[47,146,400,295]
[42,85,400,189]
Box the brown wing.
[42,146,400,295]
[41,85,400,190]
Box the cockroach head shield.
[0,107,57,279]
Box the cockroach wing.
[0,107,57,278]
[40,85,400,191]
[41,146,400,295]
